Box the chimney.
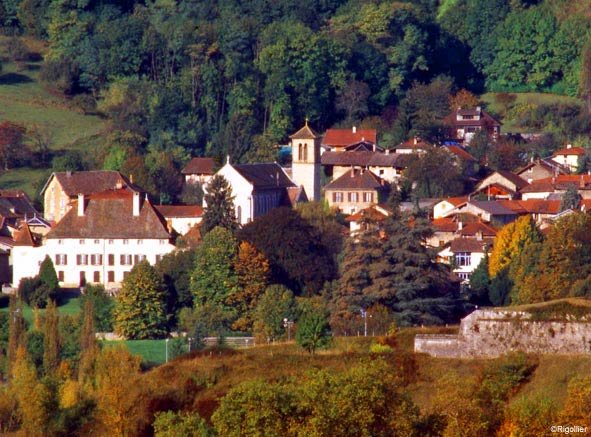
[567,144,572,149]
[476,106,481,113]
[385,149,390,155]
[414,137,418,145]
[351,168,355,178]
[458,221,463,231]
[115,181,123,190]
[352,126,357,134]
[552,176,556,185]
[133,191,140,216]
[77,194,84,216]
[476,231,483,241]
[129,174,134,184]
[581,175,585,189]
[66,170,72,177]
[373,143,376,152]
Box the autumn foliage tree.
[114,261,168,339]
[228,241,270,332]
[43,299,60,375]
[0,121,26,170]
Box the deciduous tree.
[295,298,331,354]
[43,299,60,375]
[114,261,168,339]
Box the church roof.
[289,122,318,139]
[233,163,296,190]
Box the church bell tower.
[289,119,321,202]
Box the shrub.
[40,57,79,95]
[369,343,393,354]
[18,276,53,308]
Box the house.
[181,157,216,185]
[345,204,390,236]
[322,126,378,152]
[210,160,302,225]
[550,144,586,172]
[428,217,496,249]
[324,169,388,214]
[520,175,591,200]
[439,236,493,281]
[444,107,501,143]
[41,171,138,223]
[394,137,430,154]
[499,199,562,223]
[155,205,203,235]
[444,200,517,226]
[474,170,528,200]
[12,189,175,290]
[444,145,478,176]
[516,158,570,183]
[321,150,405,183]
[433,197,468,219]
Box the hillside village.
[0,106,587,292]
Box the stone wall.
[415,309,591,358]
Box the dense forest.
[1,0,591,202]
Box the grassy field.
[0,37,107,198]
[103,339,170,365]
[0,291,82,323]
[481,91,583,133]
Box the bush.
[70,94,96,115]
[18,276,53,308]
[40,57,79,95]
[79,284,114,332]
[369,343,393,354]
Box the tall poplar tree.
[42,300,60,375]
[202,175,238,235]
[7,297,26,373]
[580,41,591,114]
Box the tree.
[228,241,270,332]
[201,174,238,235]
[580,41,591,114]
[78,298,98,385]
[0,121,26,170]
[468,255,492,306]
[155,249,196,326]
[559,376,591,426]
[191,226,238,319]
[153,411,213,437]
[253,285,298,343]
[94,346,142,436]
[295,299,332,354]
[11,347,51,435]
[39,255,59,295]
[239,208,337,295]
[449,89,479,110]
[336,79,371,123]
[43,299,60,375]
[114,261,168,339]
[79,284,114,332]
[7,297,26,373]
[561,185,582,211]
[403,146,464,198]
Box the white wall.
[208,164,254,225]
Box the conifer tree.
[191,226,238,316]
[38,255,59,293]
[79,299,98,384]
[114,261,168,339]
[202,174,238,235]
[42,299,60,375]
[560,185,582,212]
[228,241,270,331]
[7,296,26,373]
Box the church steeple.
[290,121,321,201]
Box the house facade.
[444,107,501,143]
[41,171,137,223]
[155,205,203,235]
[324,169,387,214]
[551,145,585,173]
[181,157,216,185]
[12,190,175,290]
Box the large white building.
[12,189,175,290]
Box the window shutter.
[76,255,81,265]
[120,254,124,265]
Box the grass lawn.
[481,92,583,132]
[103,339,169,365]
[0,291,82,323]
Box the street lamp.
[283,318,294,341]
[188,337,193,353]
[360,309,372,337]
[165,338,169,363]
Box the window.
[108,254,115,266]
[108,239,114,245]
[379,169,384,176]
[58,239,63,245]
[363,192,374,203]
[58,271,64,282]
[107,271,115,283]
[349,192,359,202]
[333,192,343,202]
[79,271,86,287]
[133,254,147,265]
[303,144,308,161]
[93,271,100,283]
[55,254,67,265]
[90,254,103,265]
[237,205,242,223]
[76,254,88,265]
[120,254,132,265]
[137,239,143,245]
[123,239,129,245]
[159,239,167,245]
[455,252,471,267]
[94,239,100,244]
[457,272,471,280]
[298,143,303,161]
[79,239,85,245]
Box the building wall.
[553,155,579,172]
[325,189,379,214]
[517,165,553,183]
[433,201,456,219]
[12,238,175,289]
[43,178,70,223]
[168,216,202,235]
[185,174,212,185]
[478,172,520,192]
[292,162,321,202]
[210,164,254,225]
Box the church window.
[298,144,303,161]
[303,144,308,161]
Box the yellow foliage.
[489,216,539,278]
[60,379,81,409]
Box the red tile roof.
[432,217,457,232]
[324,170,385,191]
[450,237,493,253]
[155,205,203,218]
[13,224,36,246]
[396,137,432,150]
[323,128,377,147]
[459,221,497,237]
[346,206,389,222]
[181,157,216,175]
[552,146,586,156]
[321,151,402,167]
[445,145,477,162]
[47,190,170,239]
[521,175,591,193]
[442,196,469,207]
[517,199,562,214]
